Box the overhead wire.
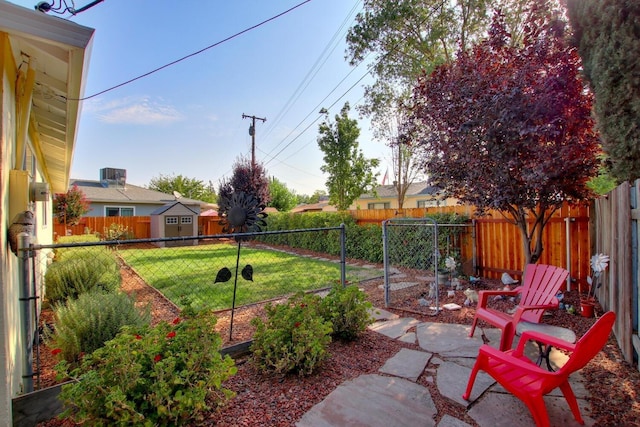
[263,68,371,168]
[64,0,314,101]
[261,1,361,143]
[260,7,438,173]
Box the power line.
[264,68,372,167]
[262,7,436,169]
[65,0,314,101]
[261,1,361,141]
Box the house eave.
[0,0,95,193]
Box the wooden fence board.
[594,181,635,365]
[54,216,224,240]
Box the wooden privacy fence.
[592,180,639,368]
[53,216,224,239]
[350,203,591,284]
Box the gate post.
[382,220,390,307]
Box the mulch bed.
[36,257,640,426]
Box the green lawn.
[118,243,381,311]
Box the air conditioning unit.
[100,168,126,187]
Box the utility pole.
[242,113,266,170]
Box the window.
[367,202,390,210]
[105,206,134,217]
[181,217,192,224]
[417,199,443,208]
[165,216,178,225]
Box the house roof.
[0,1,94,193]
[291,201,336,213]
[70,179,205,206]
[360,182,442,199]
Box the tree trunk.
[517,219,533,268]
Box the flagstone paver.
[437,415,473,427]
[379,348,432,381]
[296,374,437,427]
[368,317,421,339]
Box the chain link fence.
[25,226,384,314]
[382,218,475,312]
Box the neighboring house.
[352,182,455,210]
[70,168,207,217]
[291,197,337,213]
[0,2,94,424]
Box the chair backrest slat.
[519,264,568,323]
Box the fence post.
[472,219,478,275]
[18,232,34,393]
[382,220,389,307]
[565,217,575,291]
[340,223,346,288]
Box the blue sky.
[10,0,390,196]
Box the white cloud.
[85,96,184,124]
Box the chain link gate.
[382,218,476,313]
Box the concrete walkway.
[297,308,594,427]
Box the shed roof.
[150,201,199,216]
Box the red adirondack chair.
[469,264,569,351]
[463,311,615,427]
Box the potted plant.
[581,253,609,317]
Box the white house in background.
[0,2,93,424]
[352,181,455,210]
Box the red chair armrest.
[479,344,553,376]
[514,330,576,355]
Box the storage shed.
[150,202,199,247]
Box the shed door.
[164,216,194,246]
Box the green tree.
[384,110,424,209]
[268,177,298,212]
[408,5,600,266]
[566,0,640,183]
[587,166,617,195]
[296,190,328,205]
[53,184,90,226]
[308,190,328,204]
[317,103,380,211]
[218,156,271,205]
[147,174,216,203]
[346,0,529,135]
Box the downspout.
[18,233,34,393]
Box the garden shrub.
[256,211,470,267]
[56,310,236,426]
[258,212,355,256]
[102,223,134,241]
[48,290,150,363]
[53,234,101,261]
[250,292,332,376]
[45,250,121,303]
[319,285,373,340]
[345,223,383,263]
